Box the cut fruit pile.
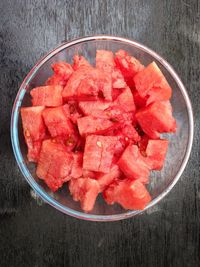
[21,49,176,212]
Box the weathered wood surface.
[0,0,199,266]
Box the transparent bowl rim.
[11,35,194,221]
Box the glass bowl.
[11,36,194,221]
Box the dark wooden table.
[0,1,199,266]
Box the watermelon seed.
[97,141,102,147]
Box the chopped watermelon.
[21,49,178,213]
[62,66,112,101]
[118,145,150,184]
[30,85,63,107]
[96,164,121,191]
[45,74,67,87]
[96,50,115,72]
[79,100,111,116]
[96,50,126,89]
[112,69,126,89]
[51,61,73,80]
[83,135,118,173]
[42,105,75,138]
[145,139,169,170]
[136,101,176,139]
[115,50,144,87]
[70,152,83,179]
[45,62,73,87]
[26,139,42,162]
[82,170,96,179]
[21,106,46,141]
[77,115,118,136]
[73,55,92,70]
[104,179,151,210]
[62,66,93,100]
[36,140,73,191]
[103,180,119,204]
[114,87,136,112]
[134,62,172,104]
[69,178,100,212]
[21,106,47,162]
[133,90,148,108]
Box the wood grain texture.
[0,0,199,266]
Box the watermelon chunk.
[30,85,63,107]
[104,179,151,210]
[77,116,118,136]
[112,69,126,89]
[26,139,42,162]
[134,62,172,104]
[83,135,118,173]
[45,74,67,87]
[82,170,96,179]
[145,139,169,170]
[70,152,83,179]
[103,180,119,204]
[136,101,176,139]
[21,106,46,141]
[96,50,126,89]
[133,90,148,108]
[118,145,150,184]
[69,178,100,212]
[79,100,111,116]
[114,87,136,112]
[96,50,115,72]
[73,55,92,70]
[51,61,73,80]
[96,164,121,191]
[62,66,112,101]
[115,50,144,87]
[62,66,92,100]
[36,140,73,191]
[45,62,73,87]
[42,105,75,138]
[21,106,46,161]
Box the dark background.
[0,0,199,266]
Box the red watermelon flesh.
[133,90,148,108]
[70,152,83,178]
[118,145,150,184]
[21,106,47,162]
[62,66,112,101]
[77,115,119,136]
[73,55,92,70]
[103,180,120,205]
[79,100,111,116]
[42,106,75,138]
[45,74,67,87]
[96,164,122,191]
[30,85,63,107]
[104,179,151,210]
[69,178,100,212]
[62,66,93,100]
[134,62,172,104]
[21,106,46,141]
[136,101,176,139]
[115,49,144,88]
[96,50,115,73]
[36,140,73,191]
[83,135,118,173]
[51,61,73,80]
[145,139,169,170]
[96,50,126,89]
[114,87,136,112]
[26,139,42,162]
